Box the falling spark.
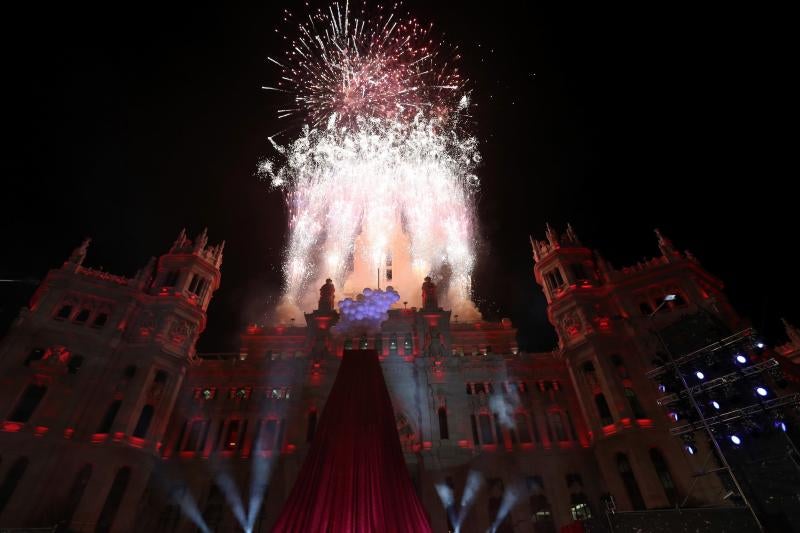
[262,2,481,320]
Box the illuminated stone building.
[0,225,787,532]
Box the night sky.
[2,2,795,353]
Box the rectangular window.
[9,384,47,423]
[470,414,480,446]
[479,414,494,444]
[570,263,588,281]
[184,420,205,451]
[260,419,278,451]
[224,420,241,450]
[493,414,505,445]
[516,413,532,443]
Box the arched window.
[582,361,598,387]
[97,400,122,434]
[56,304,73,319]
[438,407,449,440]
[95,466,131,533]
[594,394,613,426]
[611,354,629,379]
[0,457,29,514]
[67,355,85,374]
[306,410,317,443]
[8,384,47,423]
[650,448,678,506]
[133,405,155,438]
[570,492,592,520]
[616,453,645,510]
[624,388,647,419]
[74,309,91,323]
[61,464,92,525]
[24,348,45,366]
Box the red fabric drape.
[272,349,432,532]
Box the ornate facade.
[0,226,790,532]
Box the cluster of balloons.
[334,287,401,335]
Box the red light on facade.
[286,444,297,454]
[63,427,75,439]
[246,323,261,335]
[129,436,145,448]
[601,424,617,436]
[91,433,109,444]
[179,451,196,458]
[423,441,433,450]
[621,417,632,428]
[34,426,49,437]
[636,418,654,428]
[112,432,124,442]
[457,439,470,448]
[2,421,23,433]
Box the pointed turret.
[66,237,91,268]
[782,318,800,346]
[565,223,581,246]
[654,228,678,259]
[530,235,542,263]
[545,223,559,248]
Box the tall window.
[0,457,29,514]
[570,493,592,520]
[438,407,449,440]
[224,420,244,450]
[61,464,92,525]
[488,478,513,533]
[550,412,567,442]
[24,348,45,366]
[184,420,206,452]
[133,405,155,438]
[470,414,480,446]
[515,413,532,443]
[478,413,494,444]
[594,393,613,426]
[67,355,84,374]
[95,467,131,533]
[8,384,47,423]
[624,388,647,419]
[202,484,224,532]
[526,476,555,533]
[611,354,629,379]
[306,410,317,443]
[163,271,179,288]
[650,448,678,506]
[259,420,278,451]
[55,304,73,319]
[97,400,122,434]
[616,453,645,510]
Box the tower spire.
[782,318,800,346]
[654,228,677,259]
[67,237,91,267]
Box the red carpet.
[272,349,432,532]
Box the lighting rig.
[645,297,800,531]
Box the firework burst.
[262,1,481,321]
[265,0,464,127]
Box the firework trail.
[262,1,481,320]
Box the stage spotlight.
[775,420,787,433]
[711,401,721,410]
[755,387,768,397]
[695,370,705,380]
[735,354,747,364]
[729,434,742,445]
[657,383,667,393]
[684,443,697,455]
[756,342,765,349]
[668,411,679,422]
